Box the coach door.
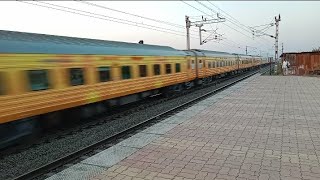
[236,55,240,70]
[186,51,198,79]
[197,58,205,78]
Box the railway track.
[10,66,271,180]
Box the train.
[0,30,269,148]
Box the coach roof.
[0,30,187,56]
[191,49,235,58]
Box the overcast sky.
[1,1,319,57]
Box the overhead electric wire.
[202,1,274,48]
[180,1,258,53]
[250,22,274,28]
[196,0,253,35]
[206,0,252,32]
[181,0,261,50]
[18,0,201,39]
[17,0,272,54]
[196,0,272,48]
[77,1,201,34]
[77,1,185,29]
[181,1,254,40]
[35,1,200,37]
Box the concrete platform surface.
[49,75,320,180]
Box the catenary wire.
[18,1,199,39]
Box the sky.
[1,1,319,57]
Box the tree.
[312,47,320,52]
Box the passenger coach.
[0,30,267,148]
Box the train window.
[28,70,49,91]
[199,60,203,69]
[208,62,212,68]
[212,62,216,68]
[191,60,195,69]
[121,66,131,79]
[98,67,111,82]
[165,64,171,74]
[139,65,147,77]
[153,64,161,75]
[70,68,84,86]
[175,63,181,73]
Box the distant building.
[280,52,320,75]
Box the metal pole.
[269,54,272,75]
[274,14,281,63]
[246,46,247,55]
[199,25,202,45]
[197,24,203,45]
[185,16,191,50]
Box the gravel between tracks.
[0,71,261,180]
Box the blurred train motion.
[0,30,270,148]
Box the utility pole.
[274,14,281,63]
[246,46,248,55]
[281,43,284,55]
[196,24,204,45]
[185,16,191,50]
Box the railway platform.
[47,74,320,180]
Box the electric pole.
[246,46,248,55]
[196,24,204,45]
[281,43,284,55]
[274,14,281,63]
[186,16,191,50]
